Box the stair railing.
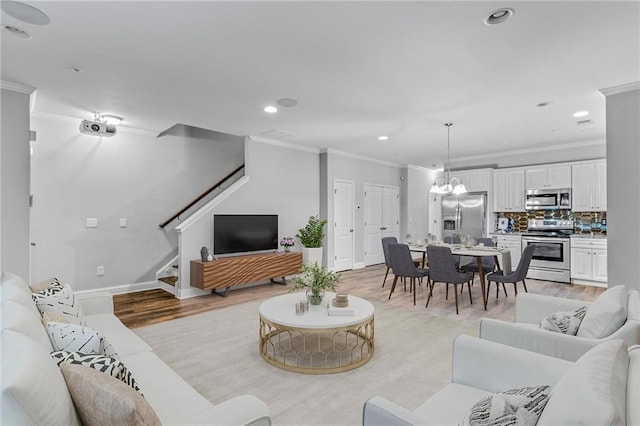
[159,163,245,228]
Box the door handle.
[350,229,354,232]
[30,242,36,246]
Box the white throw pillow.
[577,286,628,339]
[460,385,551,426]
[32,284,86,326]
[540,306,587,335]
[537,340,628,426]
[46,322,102,354]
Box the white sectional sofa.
[1,272,271,425]
[363,335,639,426]
[479,285,640,361]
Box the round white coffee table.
[259,292,375,374]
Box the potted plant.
[289,263,340,305]
[296,215,327,265]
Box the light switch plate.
[119,218,127,228]
[86,218,98,228]
[96,266,104,276]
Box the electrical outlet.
[119,218,127,228]
[86,218,98,228]
[97,266,104,276]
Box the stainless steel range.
[522,219,574,283]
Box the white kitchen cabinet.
[493,169,525,212]
[496,234,522,271]
[571,160,607,212]
[570,238,607,286]
[454,169,492,193]
[525,164,571,189]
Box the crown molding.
[407,164,439,173]
[600,81,640,96]
[451,138,605,164]
[323,148,402,168]
[1,80,36,94]
[248,135,320,154]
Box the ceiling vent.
[576,119,594,126]
[260,129,293,140]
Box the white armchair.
[480,285,640,361]
[362,336,638,426]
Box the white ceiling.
[2,1,639,169]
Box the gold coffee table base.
[259,316,375,374]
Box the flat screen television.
[213,214,278,255]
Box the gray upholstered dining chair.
[459,237,502,295]
[486,245,535,299]
[381,237,398,288]
[425,245,473,314]
[387,243,429,305]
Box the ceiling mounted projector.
[79,120,117,137]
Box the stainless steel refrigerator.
[442,192,487,241]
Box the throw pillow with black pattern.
[540,306,587,335]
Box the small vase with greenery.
[289,263,340,305]
[296,215,327,248]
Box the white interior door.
[333,180,354,272]
[364,185,383,265]
[382,187,400,240]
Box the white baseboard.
[74,280,159,297]
[570,279,607,288]
[176,286,209,300]
[353,262,366,270]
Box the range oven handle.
[522,237,570,243]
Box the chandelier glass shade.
[429,123,467,195]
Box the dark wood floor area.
[114,263,605,329]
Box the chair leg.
[382,267,390,288]
[467,281,473,304]
[513,282,518,296]
[446,283,449,300]
[453,283,459,315]
[522,279,528,293]
[412,278,416,306]
[403,277,406,292]
[501,283,508,297]
[425,280,434,308]
[461,272,475,293]
[486,281,492,299]
[389,276,399,300]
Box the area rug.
[134,298,479,425]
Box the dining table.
[408,243,511,310]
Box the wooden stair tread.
[159,276,178,286]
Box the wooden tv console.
[190,252,302,296]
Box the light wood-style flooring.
[114,263,604,328]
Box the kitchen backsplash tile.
[496,210,606,234]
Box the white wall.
[604,85,640,290]
[404,165,437,243]
[29,115,243,290]
[322,150,402,268]
[1,88,32,279]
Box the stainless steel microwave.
[525,189,571,210]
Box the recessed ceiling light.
[264,106,278,113]
[2,25,30,39]
[276,98,298,108]
[484,8,515,25]
[573,110,590,118]
[378,136,389,141]
[1,1,50,25]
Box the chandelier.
[429,122,467,195]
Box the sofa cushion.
[122,351,221,424]
[540,306,587,335]
[33,285,86,326]
[412,383,491,425]
[2,272,37,309]
[60,363,161,426]
[460,385,551,426]
[577,286,628,339]
[51,351,143,394]
[537,340,628,426]
[3,300,53,350]
[1,330,80,426]
[46,322,103,354]
[84,313,152,356]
